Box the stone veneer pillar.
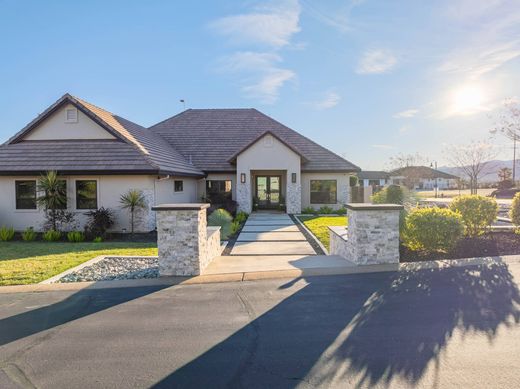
[237,171,252,213]
[345,203,403,265]
[152,203,211,276]
[286,171,301,214]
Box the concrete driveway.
[0,259,519,388]
[230,213,316,256]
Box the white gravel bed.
[58,256,159,283]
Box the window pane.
[16,181,36,209]
[76,180,97,209]
[310,180,337,204]
[174,180,183,192]
[206,180,232,202]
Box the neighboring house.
[0,94,360,232]
[389,166,459,190]
[357,171,389,187]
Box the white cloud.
[393,109,419,118]
[210,0,301,48]
[218,52,295,104]
[371,144,395,150]
[301,0,365,33]
[356,49,397,74]
[312,90,341,110]
[398,126,410,134]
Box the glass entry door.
[255,176,281,209]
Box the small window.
[76,180,97,209]
[206,180,232,203]
[174,180,183,192]
[310,180,337,204]
[65,108,78,123]
[15,180,37,209]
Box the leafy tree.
[119,189,147,236]
[37,171,67,231]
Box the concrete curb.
[293,215,329,254]
[2,254,520,295]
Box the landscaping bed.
[297,215,347,250]
[0,242,157,286]
[400,231,520,262]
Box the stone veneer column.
[286,171,301,214]
[237,171,252,213]
[346,203,403,265]
[152,203,210,276]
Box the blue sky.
[1,0,519,169]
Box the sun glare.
[450,84,486,115]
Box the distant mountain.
[439,160,520,183]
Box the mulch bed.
[400,231,520,262]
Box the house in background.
[389,166,459,190]
[357,171,389,187]
[0,94,360,232]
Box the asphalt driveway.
[1,261,519,388]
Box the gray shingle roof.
[149,109,360,172]
[1,94,204,177]
[390,166,459,179]
[357,171,390,180]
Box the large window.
[15,180,37,209]
[310,180,337,204]
[76,180,97,209]
[206,180,232,203]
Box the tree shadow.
[0,284,169,347]
[154,261,520,388]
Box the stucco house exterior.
[357,171,389,187]
[0,94,360,232]
[389,166,459,190]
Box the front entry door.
[256,176,281,209]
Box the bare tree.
[491,99,520,184]
[445,141,497,195]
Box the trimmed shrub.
[403,207,463,252]
[231,220,241,235]
[67,231,85,243]
[336,206,347,215]
[318,206,335,214]
[22,227,37,242]
[511,192,520,227]
[235,211,249,224]
[0,226,15,241]
[301,206,317,215]
[450,195,498,237]
[372,184,404,205]
[43,230,61,242]
[93,236,104,243]
[208,209,233,239]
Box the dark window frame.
[174,180,184,192]
[15,180,37,210]
[310,179,337,204]
[75,180,98,210]
[206,180,232,203]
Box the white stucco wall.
[0,175,198,233]
[301,172,351,210]
[23,104,116,141]
[236,134,301,213]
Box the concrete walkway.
[230,213,316,256]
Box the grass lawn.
[298,216,347,250]
[0,241,157,286]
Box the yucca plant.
[208,209,233,239]
[119,189,147,236]
[22,227,37,241]
[43,230,61,242]
[67,231,85,243]
[37,171,67,231]
[0,226,15,241]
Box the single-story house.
[357,171,389,187]
[389,166,459,190]
[0,94,360,232]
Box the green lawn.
[298,216,347,250]
[0,242,157,286]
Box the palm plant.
[37,171,67,231]
[119,189,147,236]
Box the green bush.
[318,206,335,214]
[231,220,241,235]
[450,195,498,237]
[510,192,520,227]
[22,227,37,242]
[336,206,347,215]
[372,185,404,204]
[67,231,85,243]
[93,236,104,243]
[403,207,464,252]
[235,211,249,224]
[349,175,358,187]
[0,226,15,241]
[42,230,61,242]
[302,206,317,215]
[208,208,233,239]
